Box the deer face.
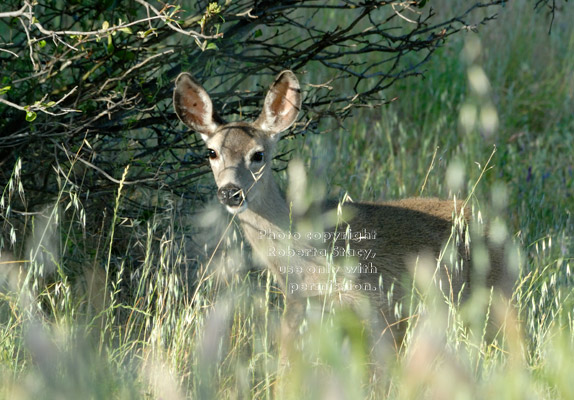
[200,123,276,213]
[173,71,301,214]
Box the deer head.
[174,71,301,214]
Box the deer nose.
[217,185,245,207]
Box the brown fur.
[173,70,510,357]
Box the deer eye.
[251,151,264,163]
[207,149,218,160]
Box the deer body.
[174,70,506,352]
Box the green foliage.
[1,0,573,398]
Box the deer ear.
[173,73,225,140]
[255,70,301,136]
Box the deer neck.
[235,172,338,296]
[237,174,291,244]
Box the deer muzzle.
[217,184,246,210]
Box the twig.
[0,86,80,116]
[0,4,28,18]
[97,50,175,94]
[134,0,223,40]
[57,144,158,186]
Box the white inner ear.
[193,88,219,135]
[257,106,275,133]
[258,92,291,134]
[199,90,216,128]
[255,72,300,135]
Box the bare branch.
[0,87,80,116]
[0,0,510,222]
[134,0,223,40]
[0,4,27,18]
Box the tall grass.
[1,0,573,398]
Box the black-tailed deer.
[173,70,511,357]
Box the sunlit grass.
[1,0,573,398]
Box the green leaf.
[25,110,37,122]
[254,29,262,38]
[206,42,218,51]
[115,50,136,61]
[107,34,114,52]
[207,2,221,14]
[0,86,11,95]
[38,40,47,48]
[137,28,156,38]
